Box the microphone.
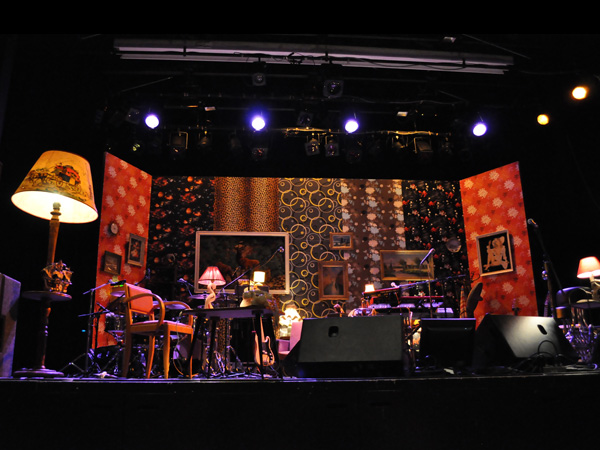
[420,248,435,266]
[177,278,193,286]
[109,279,126,286]
[527,218,538,229]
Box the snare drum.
[104,312,125,336]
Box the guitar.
[253,319,275,368]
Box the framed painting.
[102,251,122,275]
[194,231,290,294]
[380,250,434,281]
[330,232,353,250]
[476,230,514,276]
[127,234,146,267]
[318,260,349,300]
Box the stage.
[2,365,599,450]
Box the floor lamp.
[11,150,98,377]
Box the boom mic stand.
[528,219,563,319]
[60,280,115,377]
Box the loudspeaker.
[473,315,578,368]
[1,274,21,377]
[285,315,405,378]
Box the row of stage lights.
[127,80,596,163]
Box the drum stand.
[60,281,121,378]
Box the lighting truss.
[114,39,514,75]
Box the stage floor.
[2,365,599,449]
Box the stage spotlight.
[472,120,487,137]
[252,62,267,86]
[572,85,589,100]
[297,111,314,127]
[125,107,141,125]
[323,79,344,98]
[305,137,320,156]
[144,112,160,129]
[344,114,359,133]
[251,114,266,131]
[344,140,363,164]
[198,131,212,150]
[324,137,339,157]
[251,146,269,161]
[537,113,550,126]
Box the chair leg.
[146,335,155,379]
[163,333,171,379]
[122,337,132,378]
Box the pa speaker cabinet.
[473,314,578,368]
[0,274,21,377]
[291,315,405,378]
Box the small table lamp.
[198,266,226,309]
[577,256,600,302]
[11,150,98,377]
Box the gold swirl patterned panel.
[278,178,345,318]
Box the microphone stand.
[529,220,563,319]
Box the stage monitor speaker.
[285,315,405,378]
[473,314,578,369]
[1,274,21,377]
[419,318,476,369]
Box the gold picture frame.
[330,232,353,250]
[318,260,349,300]
[380,250,434,281]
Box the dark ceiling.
[6,33,598,181]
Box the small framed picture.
[476,230,514,276]
[330,232,353,250]
[318,260,349,300]
[102,251,122,275]
[127,234,146,267]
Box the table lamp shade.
[11,150,98,223]
[198,266,226,286]
[577,256,600,279]
[253,270,266,284]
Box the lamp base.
[13,367,64,378]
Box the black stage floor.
[2,366,599,450]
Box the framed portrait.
[318,260,349,300]
[127,234,146,267]
[476,230,514,276]
[380,250,434,281]
[102,251,122,275]
[194,231,290,294]
[330,232,353,250]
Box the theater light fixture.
[324,137,339,157]
[251,113,266,131]
[144,112,160,129]
[323,79,344,98]
[305,136,320,156]
[472,120,487,137]
[571,85,589,100]
[344,114,359,133]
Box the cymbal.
[188,294,207,300]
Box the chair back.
[124,284,155,319]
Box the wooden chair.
[120,284,194,379]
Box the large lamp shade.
[12,150,98,224]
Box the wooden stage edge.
[1,369,599,449]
